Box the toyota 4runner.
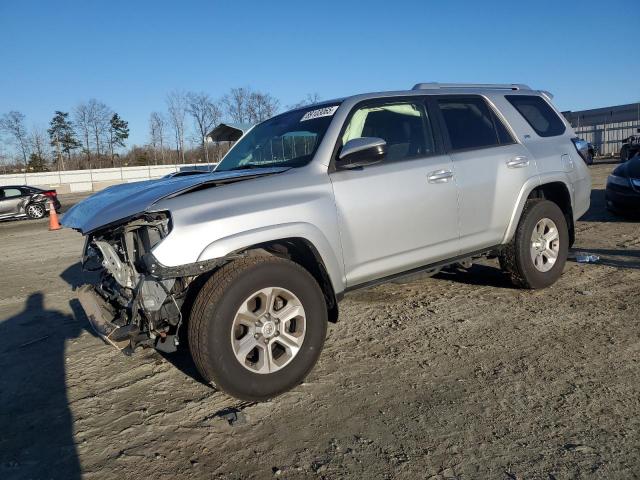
[63,83,592,401]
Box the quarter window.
[342,102,435,162]
[506,95,566,137]
[438,97,512,150]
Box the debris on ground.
[575,254,600,263]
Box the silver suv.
[63,83,592,401]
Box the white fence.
[0,163,216,194]
[574,121,640,157]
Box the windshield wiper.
[227,163,267,171]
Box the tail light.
[572,138,590,164]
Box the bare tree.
[27,126,49,171]
[289,93,321,109]
[149,112,166,164]
[74,102,92,167]
[30,126,49,160]
[0,111,30,166]
[247,91,279,123]
[87,99,112,159]
[222,87,279,125]
[166,91,188,164]
[0,142,9,173]
[187,92,222,163]
[222,87,250,124]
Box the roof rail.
[412,82,531,91]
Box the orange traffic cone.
[48,199,61,231]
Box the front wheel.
[188,256,328,401]
[25,203,46,219]
[500,199,569,289]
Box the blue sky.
[1,0,639,148]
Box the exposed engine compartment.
[80,212,188,353]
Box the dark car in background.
[0,186,61,220]
[606,155,640,214]
[587,142,596,164]
[620,130,640,162]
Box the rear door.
[330,98,460,287]
[0,188,26,215]
[435,95,536,252]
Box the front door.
[330,99,460,287]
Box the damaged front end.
[78,212,192,354]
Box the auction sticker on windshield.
[300,106,339,122]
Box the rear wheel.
[500,199,568,289]
[188,255,327,401]
[26,203,45,219]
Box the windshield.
[215,104,340,172]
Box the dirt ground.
[1,163,639,480]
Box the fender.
[197,222,346,294]
[501,172,574,244]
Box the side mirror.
[337,137,386,169]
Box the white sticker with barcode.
[300,106,338,122]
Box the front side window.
[342,102,434,162]
[506,95,566,137]
[438,97,511,150]
[215,104,340,172]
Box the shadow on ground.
[434,264,517,290]
[580,189,640,223]
[0,293,97,480]
[60,262,209,387]
[60,261,96,289]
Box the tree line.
[0,87,319,173]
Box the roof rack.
[412,82,531,91]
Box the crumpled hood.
[62,167,289,234]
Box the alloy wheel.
[230,287,306,374]
[529,217,560,273]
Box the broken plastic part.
[575,254,600,264]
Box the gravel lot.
[1,163,639,480]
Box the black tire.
[25,203,46,219]
[499,199,569,289]
[188,255,327,401]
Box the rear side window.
[2,188,22,198]
[506,95,566,137]
[437,97,513,150]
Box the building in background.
[563,103,640,157]
[207,123,254,143]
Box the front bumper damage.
[61,167,291,354]
[77,285,132,350]
[75,212,225,355]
